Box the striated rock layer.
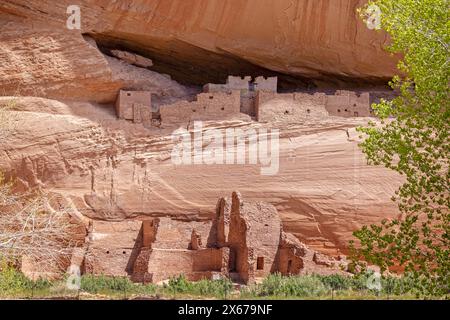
[0,0,399,94]
[0,97,401,255]
[0,1,402,260]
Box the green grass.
[163,275,233,299]
[0,268,444,300]
[0,265,52,298]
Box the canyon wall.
[0,1,402,258]
[0,0,398,97]
[0,96,401,255]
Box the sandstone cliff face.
[0,13,121,102]
[0,97,401,255]
[0,1,402,257]
[1,0,398,96]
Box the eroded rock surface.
[1,0,399,92]
[0,1,402,276]
[0,96,400,256]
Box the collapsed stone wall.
[149,217,213,250]
[216,197,231,247]
[276,233,308,275]
[215,192,348,283]
[130,216,226,283]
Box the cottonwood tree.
[350,0,449,296]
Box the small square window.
[257,257,264,270]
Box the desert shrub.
[257,273,327,298]
[0,263,51,296]
[133,283,158,295]
[318,272,418,296]
[80,274,134,294]
[318,274,352,291]
[166,274,193,293]
[191,278,233,298]
[380,274,417,296]
[164,275,233,298]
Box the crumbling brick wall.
[240,198,282,279]
[276,233,305,275]
[216,197,231,247]
[131,220,159,282]
[79,193,348,284]
[227,192,282,283]
[130,217,226,283]
[225,76,252,91]
[149,217,212,249]
[227,192,251,283]
[160,91,241,125]
[203,76,251,93]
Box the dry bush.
[0,173,82,271]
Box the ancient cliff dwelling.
[50,192,344,284]
[115,75,376,128]
[2,0,443,304]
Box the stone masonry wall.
[254,76,277,92]
[204,76,277,117]
[146,248,225,283]
[79,193,349,284]
[150,217,213,249]
[83,220,142,276]
[256,91,329,122]
[160,91,240,125]
[227,192,281,283]
[115,90,153,125]
[325,90,372,117]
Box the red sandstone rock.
[0,95,401,255]
[110,50,153,68]
[0,0,399,88]
[0,1,403,277]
